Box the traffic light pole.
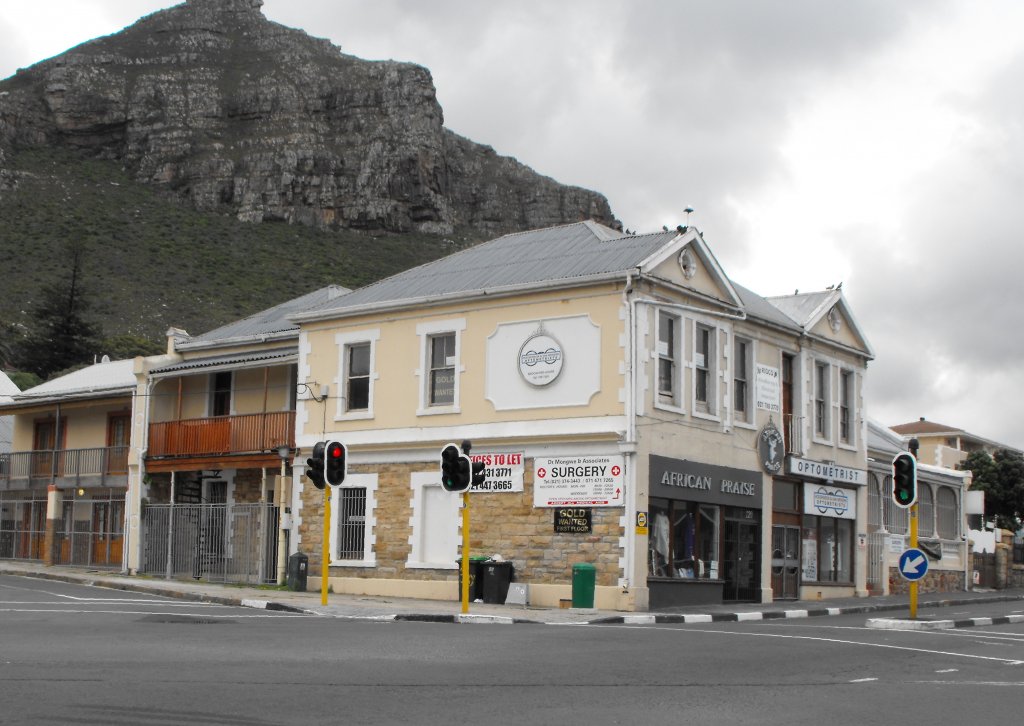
[322,487,330,606]
[461,491,470,614]
[908,438,920,619]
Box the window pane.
[937,487,958,538]
[649,499,672,577]
[835,519,852,582]
[918,485,934,537]
[336,487,367,560]
[772,480,798,511]
[430,369,455,405]
[349,344,370,376]
[801,516,818,581]
[348,377,369,410]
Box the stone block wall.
[887,567,965,595]
[299,460,623,586]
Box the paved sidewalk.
[3,560,1023,626]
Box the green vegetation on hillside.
[0,147,477,366]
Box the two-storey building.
[0,359,135,567]
[126,285,349,584]
[288,221,874,610]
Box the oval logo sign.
[518,333,563,386]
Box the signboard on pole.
[755,364,781,413]
[898,547,929,581]
[533,455,625,507]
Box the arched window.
[883,475,908,534]
[917,484,935,537]
[937,487,959,539]
[867,473,882,531]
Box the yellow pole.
[909,502,918,619]
[461,491,470,614]
[322,487,330,606]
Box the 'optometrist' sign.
[803,483,857,520]
[518,333,563,386]
[787,456,867,486]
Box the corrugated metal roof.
[296,221,676,319]
[732,283,801,332]
[183,285,350,347]
[151,347,298,375]
[765,291,835,327]
[14,359,136,399]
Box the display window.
[649,498,720,580]
[801,515,852,584]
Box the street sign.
[898,547,929,581]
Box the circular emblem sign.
[518,333,564,386]
[758,420,785,474]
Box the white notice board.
[533,455,625,507]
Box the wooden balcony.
[147,411,295,461]
[0,446,129,492]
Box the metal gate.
[53,495,126,568]
[0,497,47,561]
[141,503,279,585]
[866,532,888,593]
[974,552,997,588]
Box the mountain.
[0,0,617,237]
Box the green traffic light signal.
[891,452,917,508]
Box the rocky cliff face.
[0,0,616,236]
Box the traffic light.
[324,439,348,487]
[306,441,326,490]
[891,451,917,508]
[471,460,486,489]
[440,443,471,492]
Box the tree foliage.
[959,449,1024,530]
[16,242,102,379]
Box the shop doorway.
[723,512,760,601]
[771,525,800,600]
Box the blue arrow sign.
[898,547,929,581]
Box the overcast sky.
[2,0,1023,448]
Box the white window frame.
[837,368,856,449]
[813,360,831,442]
[407,470,461,569]
[654,309,684,413]
[692,321,719,420]
[732,335,754,428]
[334,329,380,421]
[416,318,466,416]
[328,472,378,567]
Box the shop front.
[647,454,763,608]
[777,456,866,599]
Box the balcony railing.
[147,411,295,458]
[783,414,804,455]
[0,446,129,490]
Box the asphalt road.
[2,574,1022,725]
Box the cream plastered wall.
[11,398,130,451]
[299,285,627,439]
[809,306,866,351]
[647,242,731,303]
[150,374,209,421]
[232,365,294,414]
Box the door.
[723,513,760,602]
[32,419,62,477]
[771,525,800,600]
[106,413,130,474]
[91,500,125,566]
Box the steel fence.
[0,497,47,561]
[866,531,888,592]
[52,496,125,568]
[141,503,279,585]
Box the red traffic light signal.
[324,439,348,487]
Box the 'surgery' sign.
[649,455,762,507]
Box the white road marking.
[594,624,1024,665]
[936,669,958,673]
[0,607,305,618]
[850,677,878,682]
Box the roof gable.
[640,229,743,309]
[767,289,874,358]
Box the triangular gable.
[639,228,744,309]
[804,292,874,359]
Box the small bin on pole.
[571,563,596,608]
[286,552,308,592]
